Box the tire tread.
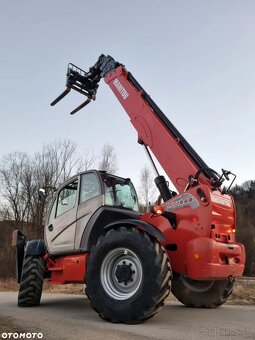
[18,255,45,307]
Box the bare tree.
[241,180,252,191]
[34,139,78,187]
[0,139,83,238]
[138,165,157,212]
[0,152,31,230]
[98,143,118,174]
[241,180,255,193]
[76,148,96,173]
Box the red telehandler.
[13,55,245,324]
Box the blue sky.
[0,0,254,189]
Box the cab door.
[45,177,79,255]
[74,172,104,250]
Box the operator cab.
[44,170,138,255]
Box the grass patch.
[0,278,19,292]
[228,279,255,305]
[43,282,85,295]
[0,278,84,295]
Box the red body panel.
[140,185,245,279]
[44,254,87,284]
[186,238,245,279]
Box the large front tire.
[171,273,234,308]
[18,255,45,307]
[85,227,171,324]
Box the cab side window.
[56,179,78,217]
[79,173,100,204]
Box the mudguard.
[25,239,46,256]
[104,219,166,242]
[12,230,27,283]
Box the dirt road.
[0,292,255,339]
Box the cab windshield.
[101,174,138,211]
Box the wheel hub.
[100,248,143,300]
[115,262,135,284]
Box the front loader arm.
[51,54,229,193]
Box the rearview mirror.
[38,188,46,201]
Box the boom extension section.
[51,54,235,193]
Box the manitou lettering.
[113,78,129,99]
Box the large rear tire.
[171,273,234,308]
[85,227,171,324]
[18,255,45,307]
